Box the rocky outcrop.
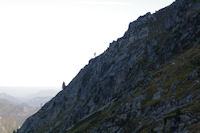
[18,0,200,132]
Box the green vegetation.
[65,44,200,132]
[18,0,200,132]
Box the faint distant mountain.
[24,89,59,107]
[0,93,21,104]
[28,89,58,98]
[0,89,58,133]
[25,96,54,107]
[0,88,59,107]
[0,87,60,98]
[0,99,38,133]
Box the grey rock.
[119,114,128,121]
[180,115,191,121]
[169,83,177,91]
[190,70,198,79]
[90,128,98,133]
[17,0,200,133]
[108,126,119,133]
[153,92,161,100]
[131,95,145,109]
[117,128,124,133]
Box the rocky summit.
[17,0,200,133]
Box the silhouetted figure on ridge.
[62,82,66,89]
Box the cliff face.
[18,0,200,133]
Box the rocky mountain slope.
[18,0,200,132]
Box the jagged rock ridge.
[18,0,200,132]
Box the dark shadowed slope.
[18,0,200,132]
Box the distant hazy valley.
[0,88,59,133]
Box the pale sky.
[0,0,174,91]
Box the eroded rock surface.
[18,0,200,132]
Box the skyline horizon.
[0,86,61,98]
[0,0,175,88]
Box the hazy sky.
[0,0,174,90]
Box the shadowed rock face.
[18,0,200,133]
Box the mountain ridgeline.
[18,0,200,132]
